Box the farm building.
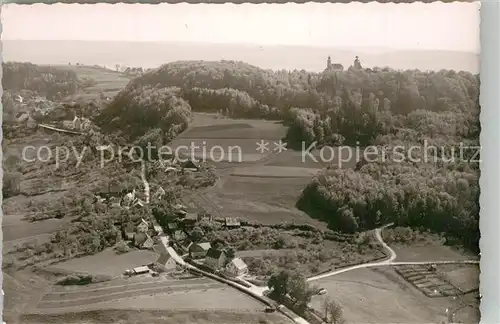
[189,242,212,259]
[205,248,227,270]
[133,266,150,275]
[134,233,154,249]
[225,218,241,228]
[137,218,149,233]
[225,258,248,277]
[155,253,177,272]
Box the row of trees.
[3,62,81,100]
[297,160,479,251]
[122,60,478,121]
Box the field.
[21,309,291,324]
[3,214,66,246]
[54,65,130,101]
[201,176,324,226]
[48,249,159,277]
[437,264,480,293]
[390,243,479,263]
[309,267,479,324]
[265,147,357,169]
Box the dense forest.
[101,60,480,251]
[2,62,82,100]
[98,85,191,144]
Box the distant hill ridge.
[3,40,479,73]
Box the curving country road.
[141,158,479,324]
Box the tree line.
[3,62,82,100]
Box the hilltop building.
[326,56,344,72]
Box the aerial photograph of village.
[2,2,481,324]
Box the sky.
[1,2,480,53]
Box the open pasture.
[203,176,325,227]
[55,65,130,100]
[265,147,358,169]
[169,138,267,163]
[390,242,479,263]
[309,267,478,324]
[230,165,322,178]
[3,214,66,243]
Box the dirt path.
[307,223,478,282]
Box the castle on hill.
[325,55,363,72]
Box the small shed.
[133,266,150,275]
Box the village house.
[137,218,149,233]
[134,232,154,249]
[204,248,227,271]
[155,253,177,272]
[153,186,166,201]
[225,257,248,277]
[199,213,213,222]
[15,111,29,123]
[225,217,241,228]
[123,222,135,240]
[173,230,187,241]
[121,189,136,207]
[181,212,198,229]
[167,222,179,232]
[153,225,163,235]
[188,242,212,259]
